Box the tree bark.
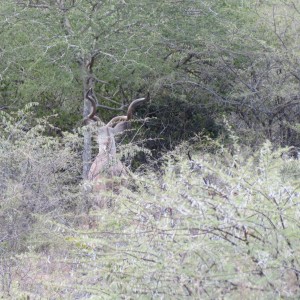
[81,58,95,179]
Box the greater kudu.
[84,89,148,206]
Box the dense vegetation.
[1,0,300,298]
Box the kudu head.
[84,89,148,184]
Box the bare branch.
[96,104,124,112]
[16,2,50,9]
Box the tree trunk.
[81,59,95,179]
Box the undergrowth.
[1,108,300,299]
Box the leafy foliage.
[2,137,300,298]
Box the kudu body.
[84,89,147,206]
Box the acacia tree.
[3,0,236,176]
[3,0,298,165]
[0,0,166,177]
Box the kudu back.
[84,89,148,207]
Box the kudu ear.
[112,121,130,135]
[108,93,149,134]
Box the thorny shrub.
[70,140,299,299]
[1,108,300,298]
[0,104,81,258]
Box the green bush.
[12,140,298,299]
[1,108,300,299]
[76,141,299,298]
